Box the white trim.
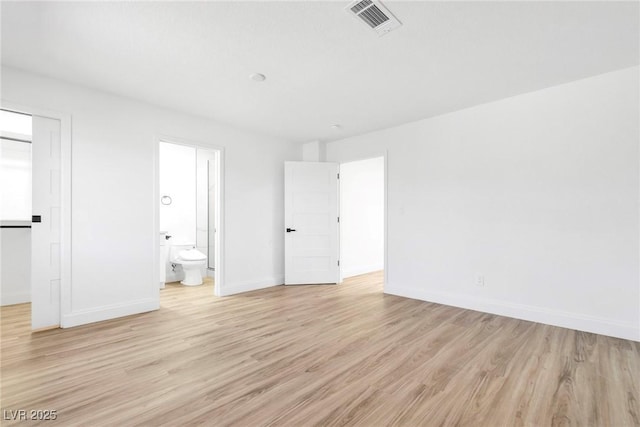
[154,135,225,297]
[61,298,159,328]
[0,100,72,328]
[383,152,388,293]
[337,163,342,284]
[152,135,162,307]
[215,146,225,297]
[220,276,283,297]
[385,283,640,342]
[0,291,31,306]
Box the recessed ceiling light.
[331,124,342,130]
[250,73,266,82]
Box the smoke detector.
[346,0,402,37]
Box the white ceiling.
[1,1,638,143]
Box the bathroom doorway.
[156,138,223,296]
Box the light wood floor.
[1,272,639,426]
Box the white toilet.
[169,243,207,286]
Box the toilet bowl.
[169,243,207,286]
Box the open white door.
[31,115,61,329]
[284,161,339,285]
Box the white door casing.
[284,161,339,285]
[31,115,61,329]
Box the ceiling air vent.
[346,0,402,37]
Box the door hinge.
[337,173,340,179]
[337,260,340,266]
[337,216,340,223]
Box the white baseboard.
[61,297,159,328]
[220,276,283,297]
[0,291,31,306]
[385,284,639,342]
[341,264,384,279]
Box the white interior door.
[31,115,61,329]
[284,161,339,285]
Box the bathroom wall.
[159,142,197,245]
[160,141,197,283]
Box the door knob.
[286,228,297,233]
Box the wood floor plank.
[1,272,639,426]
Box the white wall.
[0,137,33,305]
[302,140,325,162]
[326,66,640,341]
[1,66,299,326]
[0,228,31,305]
[340,157,384,278]
[159,142,197,245]
[0,135,32,221]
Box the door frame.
[1,100,72,328]
[337,152,388,290]
[153,135,225,296]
